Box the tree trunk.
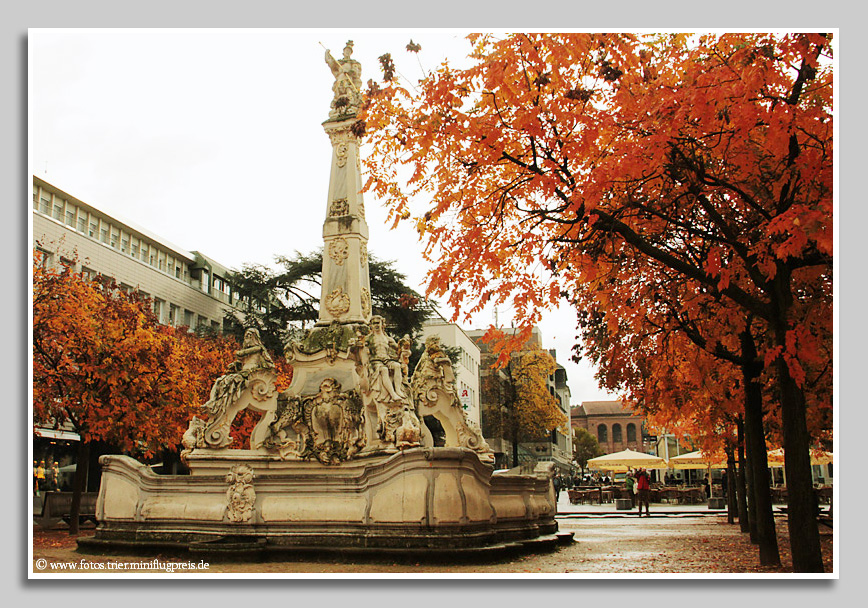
[68,440,90,535]
[771,271,824,573]
[725,447,736,524]
[774,331,824,571]
[744,421,758,543]
[736,417,750,534]
[741,330,781,566]
[512,425,519,468]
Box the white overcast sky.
[29,28,639,404]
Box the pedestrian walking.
[635,468,651,516]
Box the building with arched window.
[571,400,650,455]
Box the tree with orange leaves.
[362,33,832,571]
[32,263,231,532]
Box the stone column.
[317,117,372,327]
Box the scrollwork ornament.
[361,287,371,317]
[325,287,351,317]
[328,237,349,266]
[336,142,349,168]
[225,464,256,523]
[330,198,349,217]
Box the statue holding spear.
[322,40,363,118]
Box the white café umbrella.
[667,450,728,497]
[587,449,666,472]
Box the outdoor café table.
[677,488,703,504]
[577,486,603,504]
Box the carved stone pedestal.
[82,448,566,557]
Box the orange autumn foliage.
[31,261,292,457]
[33,263,206,457]
[362,33,832,571]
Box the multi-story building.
[468,327,573,473]
[570,400,652,454]
[32,175,243,489]
[419,316,482,429]
[32,176,240,332]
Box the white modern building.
[32,176,244,488]
[32,176,240,332]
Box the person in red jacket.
[635,468,651,517]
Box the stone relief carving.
[358,200,365,219]
[326,124,356,147]
[364,316,422,450]
[328,237,349,266]
[265,379,365,465]
[324,40,363,119]
[325,287,351,317]
[185,328,277,451]
[335,142,349,168]
[360,287,371,317]
[410,335,494,463]
[329,198,349,217]
[395,406,422,449]
[225,464,256,523]
[360,241,368,267]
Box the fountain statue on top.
[181,41,492,467]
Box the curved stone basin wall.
[88,447,559,553]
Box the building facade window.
[40,197,51,215]
[65,210,75,227]
[597,424,608,443]
[77,216,87,233]
[89,222,97,238]
[35,247,52,268]
[627,423,637,442]
[153,299,164,323]
[612,423,622,443]
[100,228,109,244]
[53,204,63,220]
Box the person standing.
[635,468,651,516]
[625,470,636,507]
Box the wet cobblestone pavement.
[32,511,833,575]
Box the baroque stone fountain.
[83,41,567,558]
